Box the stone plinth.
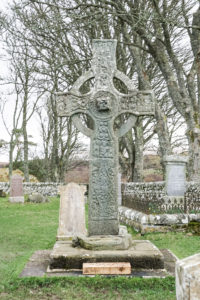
[49,240,164,270]
[176,253,200,300]
[57,183,87,240]
[163,155,188,196]
[9,174,24,203]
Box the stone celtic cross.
[57,40,155,236]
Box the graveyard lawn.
[0,197,200,300]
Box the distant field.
[0,196,199,299]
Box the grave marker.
[9,174,24,203]
[176,253,200,300]
[57,183,87,240]
[57,39,155,236]
[163,155,188,196]
[49,40,164,274]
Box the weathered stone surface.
[163,155,188,196]
[50,240,164,270]
[119,206,190,233]
[20,250,51,277]
[118,173,122,205]
[20,249,171,278]
[57,183,87,240]
[57,39,155,236]
[176,253,200,300]
[160,248,178,275]
[119,205,200,233]
[119,225,128,235]
[72,234,132,250]
[9,174,24,203]
[83,262,131,275]
[28,192,49,203]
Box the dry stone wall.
[23,182,59,196]
[122,182,200,214]
[0,182,88,197]
[122,182,166,214]
[0,182,9,193]
[0,182,59,196]
[120,181,200,233]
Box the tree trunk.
[50,94,59,182]
[9,132,14,180]
[186,127,200,181]
[22,89,29,182]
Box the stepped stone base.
[49,239,164,270]
[20,248,177,278]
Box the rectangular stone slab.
[50,240,164,270]
[83,262,131,275]
[57,183,87,240]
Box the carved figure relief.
[90,160,117,220]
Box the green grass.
[0,196,199,299]
[0,277,175,300]
[128,227,200,259]
[0,197,59,286]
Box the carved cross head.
[57,39,155,138]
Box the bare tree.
[4,0,198,181]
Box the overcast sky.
[0,0,43,162]
[0,0,91,163]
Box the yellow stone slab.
[83,262,131,275]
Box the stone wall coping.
[23,182,60,185]
[123,181,165,186]
[119,206,200,226]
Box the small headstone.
[9,174,24,203]
[83,262,131,275]
[57,183,87,240]
[163,155,188,196]
[176,253,200,300]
